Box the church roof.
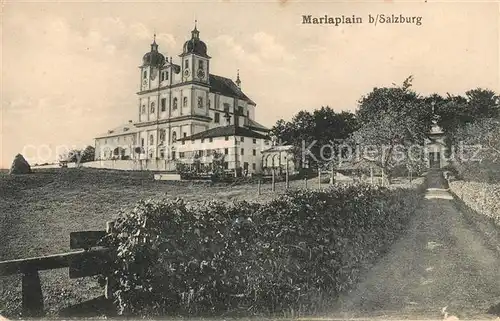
[96,122,138,139]
[247,118,269,132]
[181,125,269,141]
[209,74,256,105]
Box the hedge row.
[105,182,424,317]
[448,180,500,226]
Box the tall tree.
[270,107,358,170]
[353,76,432,181]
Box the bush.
[106,182,424,317]
[448,180,500,226]
[9,154,32,175]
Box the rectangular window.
[225,136,229,141]
[160,150,165,158]
[201,138,205,143]
[179,152,185,158]
[199,60,204,69]
[209,137,213,143]
[198,97,203,108]
[247,111,250,117]
[224,148,229,155]
[214,113,220,123]
[240,137,244,142]
[172,151,176,160]
[183,133,187,138]
[161,98,166,112]
[253,138,257,144]
[253,149,256,156]
[252,163,256,170]
[141,138,144,147]
[223,103,230,112]
[238,106,243,115]
[241,148,244,155]
[185,60,189,69]
[224,162,229,170]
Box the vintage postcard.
[1,1,500,320]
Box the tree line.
[270,76,500,182]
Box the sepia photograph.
[1,1,500,320]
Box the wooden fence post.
[105,221,116,300]
[22,268,44,317]
[285,161,290,190]
[271,169,276,193]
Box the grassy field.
[0,168,419,318]
[0,168,329,317]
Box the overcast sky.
[1,1,499,168]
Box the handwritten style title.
[302,14,423,26]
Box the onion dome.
[181,21,209,58]
[142,34,166,66]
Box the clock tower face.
[183,68,191,80]
[197,69,205,80]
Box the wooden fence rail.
[0,223,114,317]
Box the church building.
[94,23,271,174]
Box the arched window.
[149,134,154,145]
[159,129,166,142]
[150,102,155,114]
[172,132,177,142]
[173,98,178,110]
[183,97,188,107]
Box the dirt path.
[331,171,500,320]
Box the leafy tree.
[270,107,359,171]
[353,76,432,181]
[451,117,500,182]
[59,145,96,163]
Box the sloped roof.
[209,74,256,105]
[181,125,269,141]
[262,145,294,153]
[95,123,138,139]
[247,118,269,132]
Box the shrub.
[106,182,424,317]
[449,180,500,226]
[9,154,32,175]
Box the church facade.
[94,24,271,174]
